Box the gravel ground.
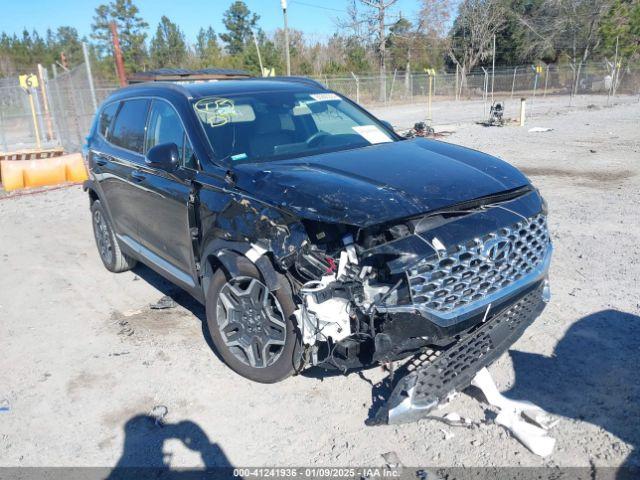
[0,97,639,472]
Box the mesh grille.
[411,285,544,406]
[408,213,550,314]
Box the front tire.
[91,200,137,273]
[205,258,301,383]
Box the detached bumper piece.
[369,283,546,425]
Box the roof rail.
[258,76,327,90]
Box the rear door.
[98,98,151,245]
[135,99,198,289]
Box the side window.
[98,102,119,139]
[183,133,197,169]
[146,100,189,164]
[110,98,150,154]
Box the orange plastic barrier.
[63,153,89,183]
[0,161,25,191]
[1,153,88,191]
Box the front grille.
[369,284,546,424]
[408,213,550,314]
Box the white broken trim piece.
[495,410,556,457]
[246,243,267,263]
[471,367,558,457]
[337,250,349,279]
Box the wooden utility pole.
[281,0,291,76]
[110,22,127,87]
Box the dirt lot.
[0,97,639,472]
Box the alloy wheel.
[93,209,113,266]
[216,277,287,368]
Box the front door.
[135,99,198,289]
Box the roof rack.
[128,68,251,84]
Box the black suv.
[84,78,552,424]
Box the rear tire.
[91,200,137,273]
[205,257,301,383]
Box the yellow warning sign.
[19,74,39,89]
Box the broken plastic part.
[295,276,352,349]
[471,367,557,457]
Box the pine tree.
[196,27,223,67]
[219,1,259,55]
[91,0,148,73]
[150,16,188,68]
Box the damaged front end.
[286,186,553,424]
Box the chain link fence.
[1,60,639,154]
[320,62,640,106]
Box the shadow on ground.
[107,415,237,479]
[506,309,640,472]
[132,264,205,322]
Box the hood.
[233,138,530,227]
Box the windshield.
[193,90,396,164]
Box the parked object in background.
[480,101,505,127]
[404,122,435,138]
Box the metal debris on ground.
[149,295,178,310]
[528,127,554,133]
[470,367,558,457]
[402,122,453,139]
[149,405,169,427]
[480,101,506,127]
[0,399,10,412]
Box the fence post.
[350,72,359,104]
[481,67,489,119]
[511,66,518,99]
[26,88,42,150]
[530,65,539,115]
[32,88,47,147]
[543,64,549,97]
[388,69,397,102]
[42,68,62,146]
[37,64,54,140]
[82,42,98,113]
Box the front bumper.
[368,281,547,425]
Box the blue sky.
[1,0,426,44]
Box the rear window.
[110,99,150,154]
[98,102,119,138]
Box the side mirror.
[146,142,179,172]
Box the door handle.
[130,171,146,183]
[94,156,108,166]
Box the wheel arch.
[200,241,289,300]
